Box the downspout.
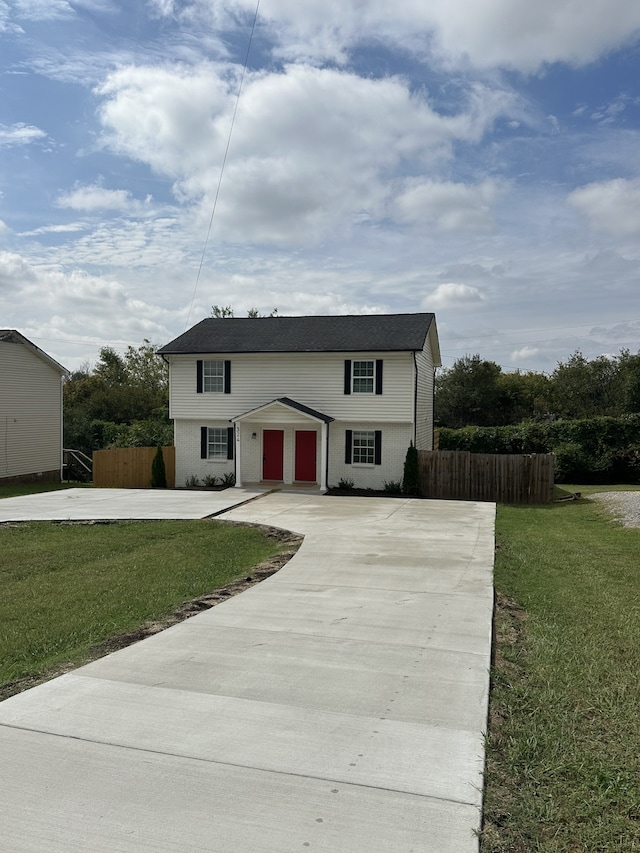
[60,374,65,482]
[412,351,418,446]
[432,366,436,450]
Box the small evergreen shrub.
[402,442,421,496]
[185,475,200,488]
[150,445,167,488]
[383,480,402,494]
[338,478,354,490]
[203,474,219,487]
[220,472,236,487]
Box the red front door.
[295,430,317,482]
[263,429,284,480]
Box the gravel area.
[588,491,640,527]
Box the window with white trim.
[207,427,228,459]
[352,430,375,464]
[352,360,374,394]
[203,360,224,393]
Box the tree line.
[64,340,171,458]
[436,350,640,428]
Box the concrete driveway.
[0,490,495,852]
[0,486,267,521]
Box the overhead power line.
[183,0,261,331]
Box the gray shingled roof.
[158,313,436,355]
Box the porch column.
[234,422,243,487]
[320,422,328,491]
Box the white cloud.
[0,122,46,146]
[392,179,505,231]
[152,0,640,73]
[96,62,514,245]
[568,178,640,236]
[12,0,73,20]
[424,282,487,309]
[511,346,539,361]
[56,183,136,212]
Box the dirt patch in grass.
[0,523,301,702]
[480,589,529,852]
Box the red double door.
[263,429,316,482]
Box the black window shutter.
[375,359,383,395]
[344,360,352,395]
[224,360,231,394]
[374,430,382,465]
[345,429,353,464]
[196,360,203,393]
[200,426,208,459]
[227,426,234,459]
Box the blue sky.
[2,0,640,374]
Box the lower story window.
[345,429,381,465]
[201,425,234,461]
[353,430,375,464]
[208,427,228,459]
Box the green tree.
[63,340,170,456]
[212,305,278,318]
[549,351,622,419]
[435,355,503,428]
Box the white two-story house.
[0,330,68,485]
[158,313,440,491]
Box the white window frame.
[207,427,228,460]
[352,360,374,394]
[203,359,224,393]
[352,430,375,465]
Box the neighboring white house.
[0,330,69,484]
[158,313,441,491]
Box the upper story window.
[203,360,224,393]
[197,359,231,394]
[352,360,374,393]
[344,359,383,395]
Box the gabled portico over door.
[232,397,333,490]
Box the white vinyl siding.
[415,336,436,450]
[0,341,64,480]
[168,352,414,422]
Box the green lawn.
[0,519,290,692]
[482,488,640,851]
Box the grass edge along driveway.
[0,518,299,699]
[481,486,640,852]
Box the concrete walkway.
[0,490,495,852]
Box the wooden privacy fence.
[93,446,175,489]
[418,450,554,504]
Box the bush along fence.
[93,446,175,489]
[418,450,555,504]
[438,413,640,483]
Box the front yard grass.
[0,519,291,695]
[482,488,640,851]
